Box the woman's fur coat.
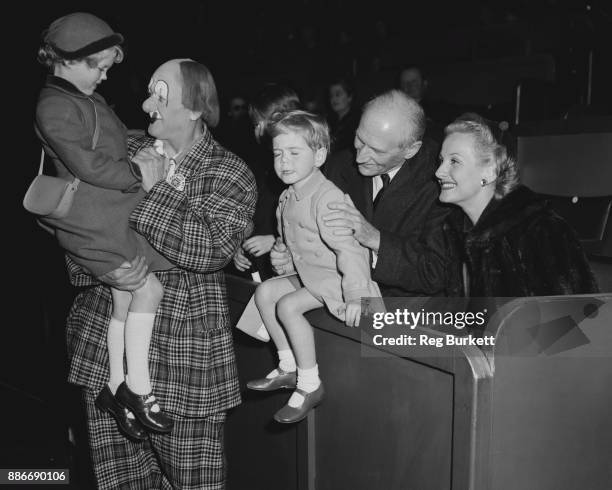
[445,186,599,297]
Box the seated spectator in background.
[293,90,450,297]
[302,84,327,117]
[436,113,599,296]
[247,110,380,424]
[214,93,255,162]
[228,94,249,121]
[398,65,428,104]
[230,83,301,280]
[398,65,454,142]
[327,77,360,153]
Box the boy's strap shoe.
[246,369,297,392]
[273,384,325,424]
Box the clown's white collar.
[153,139,191,161]
[153,139,173,159]
[153,132,204,163]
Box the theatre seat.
[517,118,612,256]
[517,119,612,292]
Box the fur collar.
[448,186,550,244]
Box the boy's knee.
[276,295,295,322]
[254,280,275,308]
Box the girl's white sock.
[107,317,126,394]
[124,312,155,395]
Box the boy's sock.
[124,312,155,395]
[266,349,296,379]
[107,317,126,394]
[288,365,321,408]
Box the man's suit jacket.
[324,138,451,296]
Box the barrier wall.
[224,275,612,490]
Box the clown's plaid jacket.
[65,130,257,417]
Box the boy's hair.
[268,110,330,153]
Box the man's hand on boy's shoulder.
[324,194,381,252]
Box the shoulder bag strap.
[90,98,99,150]
[36,94,99,178]
[37,148,45,176]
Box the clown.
[64,58,257,489]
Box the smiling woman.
[438,113,599,297]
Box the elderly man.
[281,90,449,296]
[65,59,257,489]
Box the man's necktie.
[373,173,390,210]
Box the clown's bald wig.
[180,60,220,128]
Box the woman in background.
[327,77,360,154]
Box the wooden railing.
[224,273,612,490]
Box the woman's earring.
[480,178,487,187]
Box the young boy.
[247,110,380,423]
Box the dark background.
[4,0,611,485]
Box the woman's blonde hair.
[445,113,518,199]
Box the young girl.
[247,110,381,423]
[34,12,173,438]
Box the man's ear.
[402,140,422,160]
[314,147,328,168]
[189,110,203,121]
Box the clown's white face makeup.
[150,80,169,113]
[142,60,198,154]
